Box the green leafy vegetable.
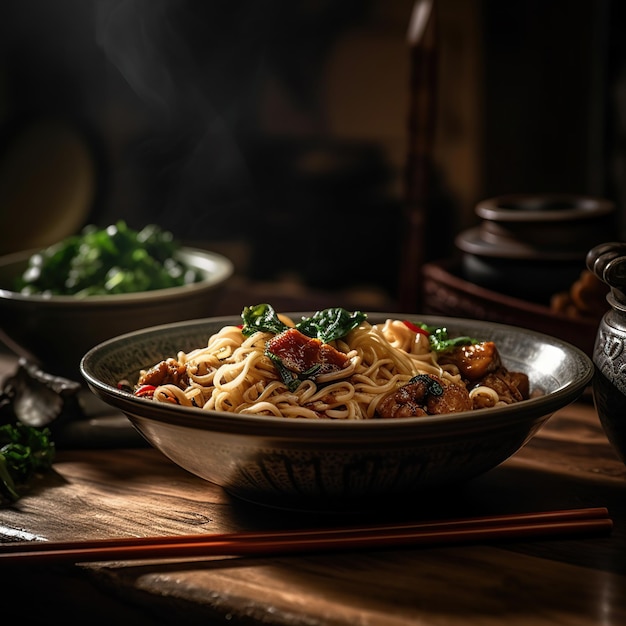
[415,323,479,353]
[241,304,289,337]
[0,423,55,504]
[15,221,202,296]
[241,304,367,342]
[295,308,367,344]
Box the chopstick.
[0,507,611,565]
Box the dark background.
[0,0,624,302]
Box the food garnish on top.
[125,304,531,420]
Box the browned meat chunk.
[438,341,502,382]
[425,378,473,415]
[376,374,472,418]
[266,328,349,376]
[508,370,530,399]
[474,367,530,404]
[377,376,431,418]
[137,358,189,389]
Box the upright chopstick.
[0,507,611,565]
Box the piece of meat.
[438,341,502,382]
[376,376,432,418]
[266,328,349,376]
[136,358,189,389]
[474,368,530,404]
[425,378,473,415]
[376,374,472,418]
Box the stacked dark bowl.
[455,194,616,304]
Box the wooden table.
[1,360,625,625]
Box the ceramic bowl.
[80,313,593,511]
[456,194,616,303]
[0,247,234,380]
[455,229,586,302]
[474,193,615,254]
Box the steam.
[94,0,263,237]
[97,0,179,116]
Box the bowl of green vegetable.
[0,222,234,380]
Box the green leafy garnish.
[241,304,290,337]
[241,304,367,342]
[0,423,55,504]
[296,308,368,344]
[417,324,479,353]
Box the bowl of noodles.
[80,304,594,510]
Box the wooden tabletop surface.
[1,359,625,625]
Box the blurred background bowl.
[474,194,615,253]
[455,194,616,304]
[80,313,593,511]
[0,247,234,380]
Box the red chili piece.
[134,384,156,398]
[402,320,430,336]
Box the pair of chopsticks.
[0,507,611,565]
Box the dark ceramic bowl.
[456,194,616,303]
[0,247,234,380]
[475,194,615,254]
[456,228,586,302]
[80,314,593,511]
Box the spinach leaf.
[295,308,367,343]
[241,304,288,337]
[241,304,366,343]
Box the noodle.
[136,312,529,420]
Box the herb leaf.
[242,304,367,343]
[241,304,288,337]
[295,308,367,343]
[416,324,478,353]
